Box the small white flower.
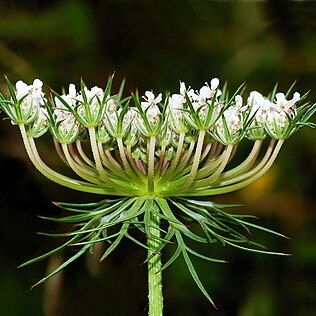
[14,79,45,124]
[124,107,138,132]
[106,97,117,113]
[55,84,77,109]
[247,90,301,138]
[141,91,162,109]
[214,104,244,144]
[16,79,44,103]
[198,78,222,102]
[75,86,104,122]
[275,92,300,114]
[169,94,184,111]
[141,91,162,124]
[15,81,29,99]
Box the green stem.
[166,132,185,175]
[53,139,68,165]
[117,137,133,174]
[147,136,156,193]
[76,140,95,167]
[147,201,163,316]
[18,125,111,195]
[193,144,234,187]
[61,144,101,184]
[215,139,276,187]
[98,142,122,173]
[176,139,284,196]
[126,145,146,178]
[184,130,206,188]
[88,127,108,183]
[219,140,262,180]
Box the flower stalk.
[147,136,156,193]
[147,200,163,316]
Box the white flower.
[16,79,44,103]
[235,95,243,110]
[14,79,45,124]
[213,95,247,144]
[141,91,162,109]
[198,78,222,102]
[76,86,104,119]
[124,107,138,133]
[106,97,117,113]
[53,84,80,140]
[275,92,300,115]
[56,112,80,142]
[85,86,104,102]
[169,94,184,112]
[141,91,162,124]
[55,84,77,109]
[247,91,271,125]
[247,91,300,138]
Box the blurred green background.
[0,0,315,315]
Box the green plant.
[0,76,315,315]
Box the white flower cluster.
[141,78,301,143]
[4,77,302,144]
[247,90,300,139]
[53,84,80,142]
[13,79,49,137]
[15,79,45,123]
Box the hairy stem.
[215,139,276,187]
[195,144,234,187]
[76,140,95,167]
[166,132,185,175]
[61,144,101,183]
[147,201,163,316]
[117,137,134,174]
[19,125,110,194]
[184,130,206,188]
[178,139,284,196]
[88,127,108,183]
[147,136,156,193]
[220,140,263,180]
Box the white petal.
[155,93,162,104]
[210,78,219,90]
[179,81,187,95]
[235,95,243,108]
[292,92,300,103]
[141,101,149,109]
[145,91,155,101]
[15,80,29,95]
[69,84,76,97]
[199,86,211,99]
[33,79,43,88]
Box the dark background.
[0,1,315,315]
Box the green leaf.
[18,219,95,268]
[224,240,290,256]
[160,244,182,271]
[99,222,129,261]
[185,246,227,264]
[181,246,217,308]
[30,242,91,289]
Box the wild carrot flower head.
[0,75,315,304]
